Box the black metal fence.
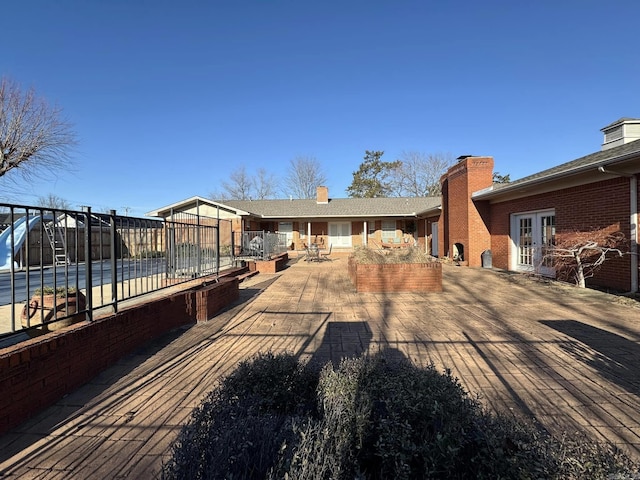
[0,203,233,343]
[233,230,289,260]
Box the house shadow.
[307,320,408,370]
[309,321,373,367]
[539,320,640,396]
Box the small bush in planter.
[33,286,79,297]
[162,352,638,480]
[351,246,434,264]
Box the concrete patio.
[1,256,639,478]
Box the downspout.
[630,175,638,292]
[598,167,638,292]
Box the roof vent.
[601,118,640,150]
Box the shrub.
[162,352,639,480]
[162,352,319,480]
[33,286,78,296]
[351,246,434,264]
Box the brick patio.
[1,256,639,478]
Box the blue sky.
[1,0,638,216]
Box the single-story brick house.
[148,118,640,292]
[147,189,442,253]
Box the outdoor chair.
[320,244,332,261]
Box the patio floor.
[1,256,640,478]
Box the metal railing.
[0,203,233,343]
[233,230,288,260]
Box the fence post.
[83,206,93,321]
[109,210,118,313]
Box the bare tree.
[253,168,278,200]
[541,230,627,288]
[0,77,76,180]
[207,188,228,202]
[221,166,255,200]
[389,151,455,197]
[36,193,71,209]
[284,155,327,199]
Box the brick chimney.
[439,156,493,267]
[316,186,329,204]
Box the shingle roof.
[601,117,640,131]
[221,196,441,218]
[474,139,640,200]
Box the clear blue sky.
[1,0,638,216]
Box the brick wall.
[251,252,289,274]
[489,176,633,291]
[0,277,239,435]
[348,257,442,293]
[441,157,494,266]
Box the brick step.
[237,270,259,283]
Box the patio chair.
[320,244,332,261]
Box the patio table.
[306,244,321,262]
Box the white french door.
[512,210,556,276]
[329,222,352,247]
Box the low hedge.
[162,352,638,479]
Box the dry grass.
[350,246,434,264]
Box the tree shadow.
[540,320,640,396]
[308,321,373,367]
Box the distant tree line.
[210,150,510,201]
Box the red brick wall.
[196,278,240,322]
[251,253,289,274]
[348,257,442,293]
[0,278,239,435]
[441,157,494,266]
[489,177,632,291]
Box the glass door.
[329,222,352,247]
[513,211,555,276]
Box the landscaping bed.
[162,352,638,480]
[348,247,442,293]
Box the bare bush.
[543,230,627,288]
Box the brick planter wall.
[250,252,289,274]
[0,277,239,435]
[348,257,443,293]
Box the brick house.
[149,118,640,293]
[148,189,442,253]
[440,118,640,292]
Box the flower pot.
[21,291,87,331]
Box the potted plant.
[21,286,87,332]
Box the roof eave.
[473,148,640,201]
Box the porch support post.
[364,220,368,247]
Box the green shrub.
[34,286,78,296]
[162,352,319,480]
[162,352,638,480]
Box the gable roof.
[146,195,251,218]
[473,138,640,201]
[221,196,441,219]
